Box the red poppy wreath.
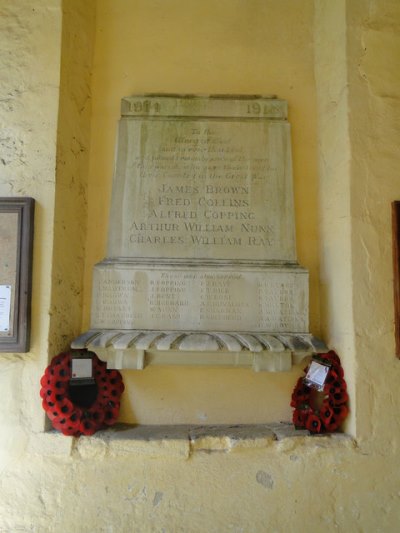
[291,350,349,434]
[40,351,124,437]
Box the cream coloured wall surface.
[1,0,400,532]
[48,0,96,357]
[314,0,357,435]
[84,0,320,425]
[346,0,400,445]
[0,0,62,435]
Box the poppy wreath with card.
[40,351,124,437]
[291,350,349,434]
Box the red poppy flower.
[57,409,82,436]
[46,406,63,422]
[60,368,70,380]
[103,405,120,426]
[330,390,349,405]
[48,380,68,398]
[52,365,70,381]
[100,382,125,401]
[57,398,74,416]
[305,414,322,433]
[86,406,105,426]
[332,404,349,422]
[40,374,52,388]
[42,388,59,404]
[324,384,341,396]
[79,419,98,436]
[107,369,122,383]
[41,399,52,411]
[324,416,340,432]
[50,354,70,370]
[319,404,334,424]
[324,369,339,385]
[60,424,79,437]
[94,366,108,380]
[52,414,74,431]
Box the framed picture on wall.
[393,201,400,358]
[0,197,34,352]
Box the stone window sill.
[28,423,355,458]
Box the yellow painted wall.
[0,0,400,531]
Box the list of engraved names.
[92,269,307,332]
[119,119,289,259]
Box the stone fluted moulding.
[71,330,327,371]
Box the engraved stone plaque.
[108,96,295,262]
[91,263,308,332]
[91,95,309,334]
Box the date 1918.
[247,103,281,116]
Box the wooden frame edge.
[0,197,35,353]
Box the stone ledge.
[27,423,355,458]
[71,330,328,371]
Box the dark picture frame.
[393,201,400,358]
[0,197,34,352]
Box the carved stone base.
[71,330,327,372]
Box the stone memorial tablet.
[91,95,309,334]
[108,96,295,262]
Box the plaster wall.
[346,0,400,447]
[48,0,96,357]
[316,0,400,443]
[0,0,62,438]
[0,1,400,532]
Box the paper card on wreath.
[71,358,93,380]
[303,359,331,391]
